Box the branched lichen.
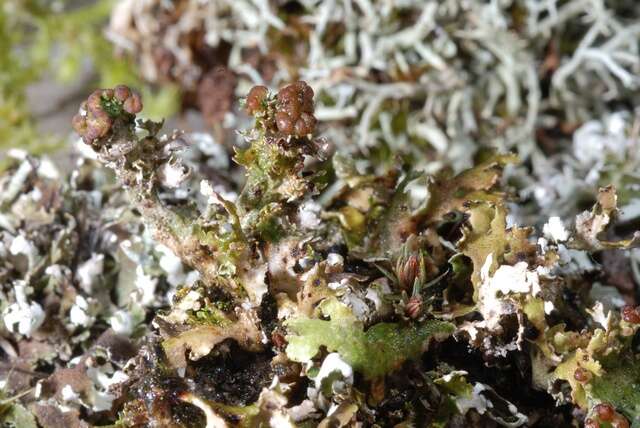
[2,3,640,422]
[100,82,640,426]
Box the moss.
[189,306,232,327]
[100,96,125,118]
[590,354,640,424]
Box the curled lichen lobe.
[275,81,316,137]
[72,85,142,144]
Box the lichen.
[2,1,640,424]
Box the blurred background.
[2,0,640,222]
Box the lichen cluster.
[1,82,639,427]
[72,86,143,144]
[107,0,640,167]
[1,1,640,428]
[0,0,179,165]
[103,0,640,234]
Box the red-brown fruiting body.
[114,84,131,102]
[621,305,640,324]
[246,85,269,115]
[295,112,316,136]
[573,367,591,383]
[586,418,600,428]
[271,331,286,349]
[612,415,630,428]
[584,418,599,428]
[594,403,615,421]
[72,86,143,144]
[71,113,87,134]
[124,92,143,114]
[275,111,294,135]
[275,81,316,137]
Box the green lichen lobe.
[286,298,454,379]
